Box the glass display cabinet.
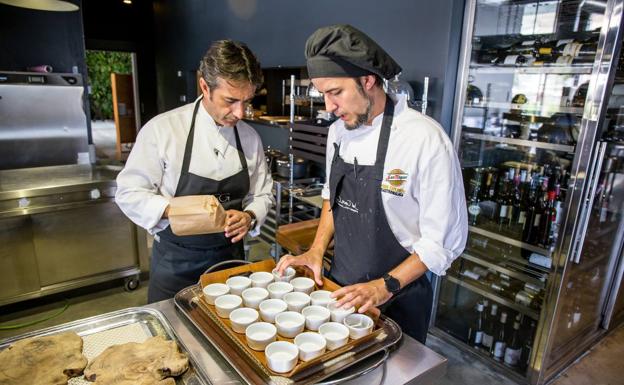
[430,0,624,383]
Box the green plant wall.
[86,50,132,120]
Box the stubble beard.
[344,82,374,131]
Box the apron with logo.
[148,98,249,303]
[328,96,433,342]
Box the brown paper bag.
[168,195,227,236]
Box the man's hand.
[224,210,252,243]
[275,249,324,286]
[331,279,392,314]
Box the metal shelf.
[469,65,593,75]
[460,252,547,286]
[465,245,551,276]
[464,101,584,115]
[462,132,576,153]
[446,274,541,320]
[469,225,553,257]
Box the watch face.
[385,276,400,293]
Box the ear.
[199,77,211,99]
[361,75,377,91]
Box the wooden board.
[110,72,137,157]
[198,259,385,378]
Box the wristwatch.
[382,273,401,295]
[244,210,257,231]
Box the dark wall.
[82,0,158,125]
[0,0,85,74]
[0,0,92,141]
[152,0,465,132]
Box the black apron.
[148,98,249,303]
[328,96,433,343]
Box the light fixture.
[123,0,132,4]
[0,0,79,11]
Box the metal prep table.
[147,299,448,385]
[0,164,149,306]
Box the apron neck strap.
[180,98,203,176]
[233,122,248,170]
[181,97,248,177]
[374,94,395,177]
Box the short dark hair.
[199,40,264,90]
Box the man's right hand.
[275,248,324,286]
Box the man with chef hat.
[116,40,274,303]
[276,25,467,342]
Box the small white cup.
[241,287,270,309]
[283,292,311,313]
[272,267,296,282]
[294,332,326,362]
[250,271,274,288]
[301,305,331,331]
[259,298,287,323]
[202,283,230,305]
[275,311,306,338]
[226,276,252,296]
[265,341,299,373]
[214,294,242,318]
[246,322,277,351]
[343,313,374,339]
[267,282,294,299]
[291,277,315,294]
[229,307,259,334]
[310,290,333,307]
[319,322,350,350]
[327,301,355,324]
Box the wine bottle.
[481,304,498,352]
[520,320,537,371]
[497,172,512,230]
[504,320,522,367]
[468,168,483,225]
[538,191,557,247]
[492,312,508,360]
[472,302,486,349]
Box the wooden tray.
[198,259,386,378]
[175,259,403,385]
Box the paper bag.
[168,195,227,236]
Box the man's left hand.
[331,279,392,314]
[224,210,252,243]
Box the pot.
[264,147,285,173]
[276,156,307,179]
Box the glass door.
[434,0,612,381]
[544,29,624,368]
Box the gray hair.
[199,40,264,90]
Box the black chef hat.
[305,24,402,80]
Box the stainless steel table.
[147,299,447,385]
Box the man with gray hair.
[116,40,273,303]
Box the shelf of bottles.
[435,0,610,378]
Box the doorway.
[86,50,140,162]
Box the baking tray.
[174,261,403,385]
[0,307,209,385]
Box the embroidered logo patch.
[381,169,407,196]
[336,195,359,213]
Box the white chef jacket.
[115,98,274,237]
[321,95,467,276]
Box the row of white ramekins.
[202,269,374,373]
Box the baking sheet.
[0,307,209,385]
